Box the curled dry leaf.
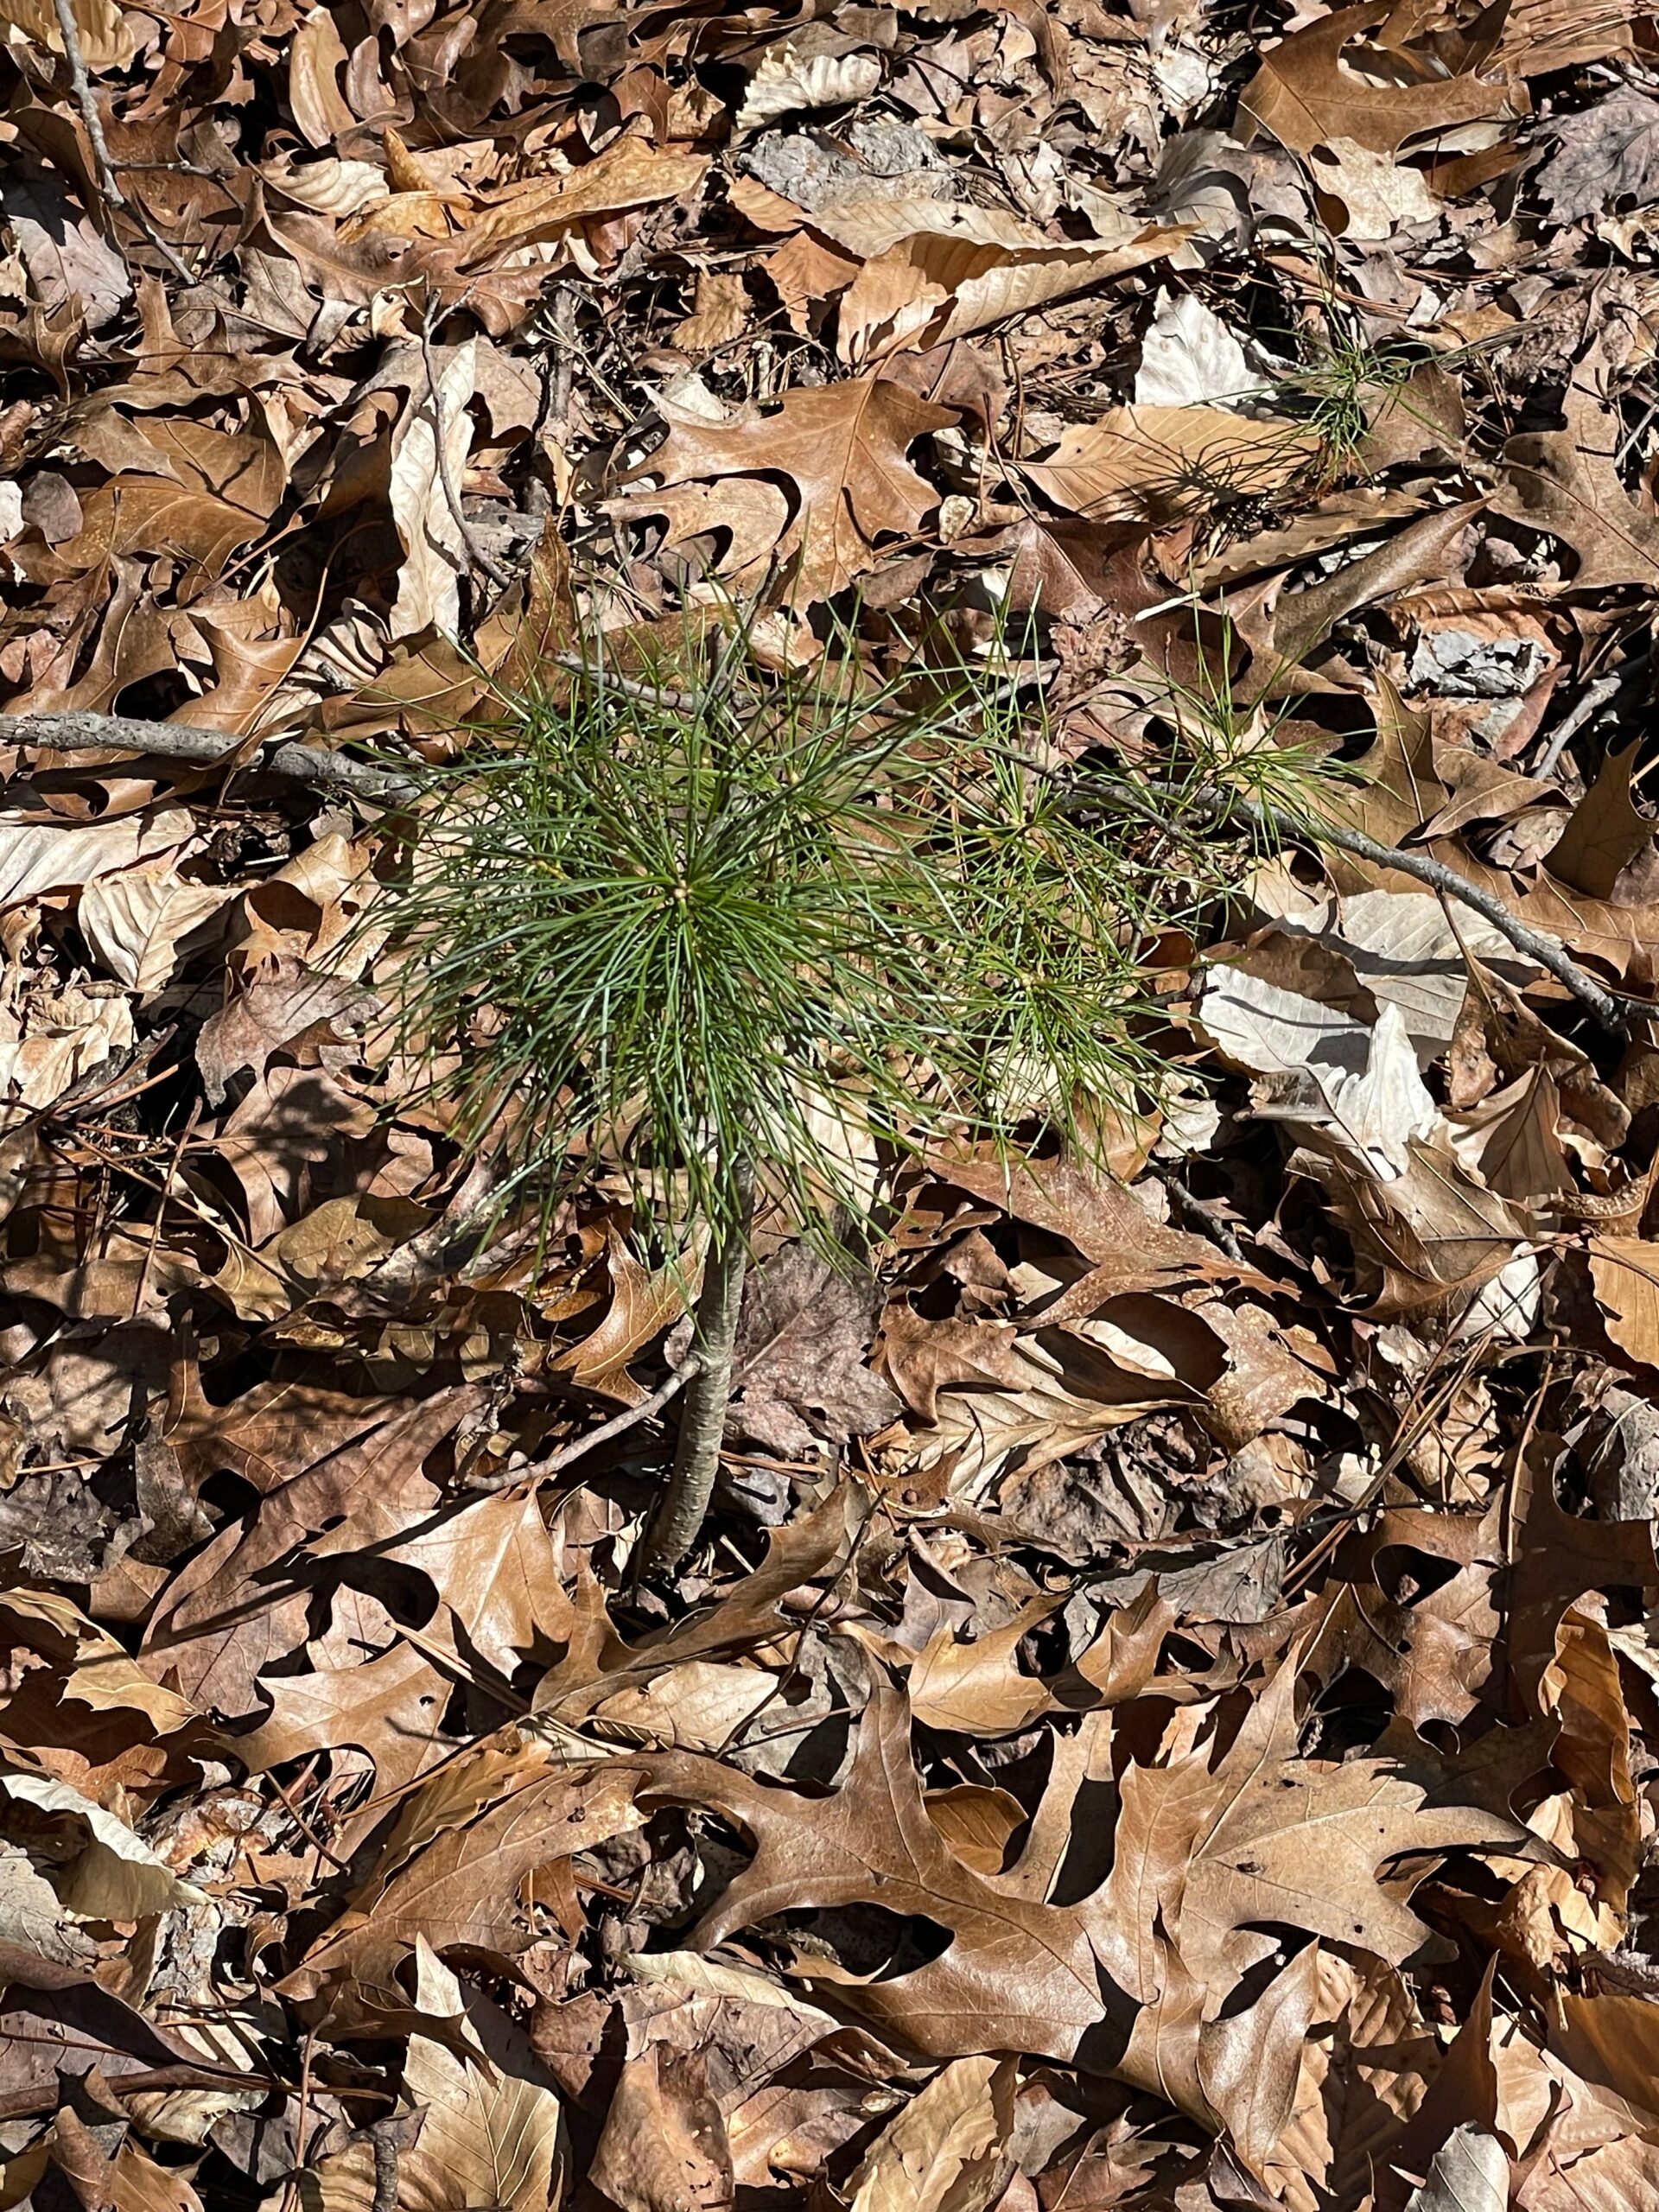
[844,2056,1016,2212]
[0,1772,207,1919]
[810,200,1189,361]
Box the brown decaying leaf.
[623,378,956,601]
[1241,2,1525,156]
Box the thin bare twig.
[1535,673,1623,779]
[1081,775,1637,1039]
[49,0,195,285]
[420,298,514,593]
[0,710,419,805]
[550,652,701,715]
[463,1355,703,1493]
[1147,1159,1247,1263]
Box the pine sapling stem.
[644,1155,754,1575]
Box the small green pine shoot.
[383,652,1187,1252]
[374,632,1292,1567]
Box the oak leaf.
[625,377,955,601]
[286,1759,644,2011]
[1241,2,1523,156]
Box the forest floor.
[6,0,1659,2208]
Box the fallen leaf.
[908,1598,1061,1737]
[390,338,477,639]
[1535,87,1659,223]
[623,377,956,601]
[0,1771,206,1918]
[589,2039,733,2212]
[729,1240,900,1455]
[0,805,195,910]
[844,2056,1015,2212]
[1587,1236,1659,1370]
[289,1758,644,2009]
[811,200,1187,362]
[1021,405,1316,522]
[1241,3,1523,156]
[736,48,881,133]
[77,863,236,993]
[1404,2125,1509,2212]
[402,2028,568,2212]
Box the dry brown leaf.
[0,976,135,1122]
[736,47,880,132]
[0,806,194,911]
[1546,746,1653,900]
[1404,2126,1509,2212]
[549,1227,688,1404]
[235,1640,450,1797]
[810,200,1187,361]
[287,1759,644,2010]
[624,377,956,601]
[1587,1236,1659,1369]
[1241,2,1523,156]
[1021,405,1316,523]
[402,2030,568,2212]
[77,864,236,993]
[375,1488,576,1679]
[844,2056,1015,2212]
[876,1308,1027,1425]
[589,2040,733,2212]
[0,1844,96,1973]
[389,339,476,639]
[592,1660,777,1751]
[1491,391,1659,591]
[0,0,131,65]
[728,1240,899,1456]
[455,138,709,265]
[634,1668,1525,2135]
[0,1771,205,1919]
[907,1598,1061,1737]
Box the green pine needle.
[373,637,1299,1252]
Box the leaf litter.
[8,0,1659,2208]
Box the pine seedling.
[375,638,1239,1573]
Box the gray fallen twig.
[0,711,420,806]
[463,1355,703,1495]
[49,0,194,285]
[1071,773,1637,1040]
[1534,673,1623,780]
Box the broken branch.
[0,710,420,806]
